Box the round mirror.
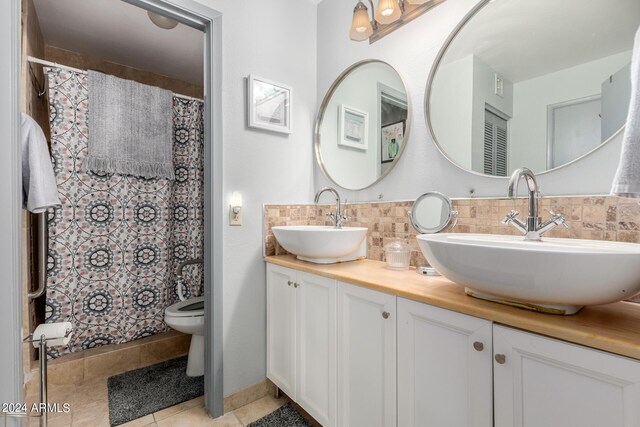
[427,0,639,177]
[409,192,458,234]
[315,60,410,190]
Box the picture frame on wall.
[381,120,405,164]
[338,104,369,150]
[247,75,292,134]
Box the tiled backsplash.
[264,195,640,303]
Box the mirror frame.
[409,191,458,234]
[424,0,627,179]
[315,59,412,190]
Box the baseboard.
[223,379,276,413]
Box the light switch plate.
[230,209,242,226]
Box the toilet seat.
[165,296,205,318]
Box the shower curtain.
[44,67,204,358]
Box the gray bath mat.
[247,403,311,427]
[107,356,203,426]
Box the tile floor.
[25,376,312,427]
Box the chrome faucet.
[502,167,567,241]
[314,187,349,228]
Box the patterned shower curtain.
[44,68,204,358]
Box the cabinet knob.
[494,354,506,364]
[287,280,293,286]
[294,282,299,288]
[473,341,484,352]
[382,311,390,319]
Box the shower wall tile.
[48,357,84,386]
[139,333,191,367]
[25,331,190,399]
[22,0,50,372]
[83,345,142,381]
[264,195,640,304]
[45,45,204,99]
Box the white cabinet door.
[494,325,640,427]
[397,298,493,427]
[336,282,396,427]
[266,264,297,398]
[296,271,336,427]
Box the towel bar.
[28,213,47,300]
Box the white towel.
[21,113,61,213]
[612,27,640,197]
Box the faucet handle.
[549,210,569,228]
[336,213,350,227]
[502,210,519,225]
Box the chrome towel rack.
[2,329,72,427]
[28,213,47,300]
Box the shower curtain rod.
[27,56,204,103]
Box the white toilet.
[165,296,205,377]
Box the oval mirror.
[427,0,639,177]
[316,60,410,190]
[409,192,458,234]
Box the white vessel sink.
[416,233,640,315]
[272,226,368,264]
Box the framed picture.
[247,75,292,134]
[381,120,404,164]
[338,104,369,150]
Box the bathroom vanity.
[265,256,640,427]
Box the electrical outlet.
[230,208,242,226]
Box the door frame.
[0,1,23,424]
[546,93,601,169]
[1,0,224,420]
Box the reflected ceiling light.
[375,0,402,24]
[350,1,374,41]
[147,11,179,30]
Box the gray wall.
[316,0,624,201]
[193,0,318,396]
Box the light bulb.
[350,1,373,41]
[375,0,401,25]
[231,192,243,209]
[147,11,179,30]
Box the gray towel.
[612,27,640,197]
[21,113,61,213]
[84,71,175,180]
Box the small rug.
[107,356,203,426]
[247,403,311,427]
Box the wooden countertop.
[265,255,640,361]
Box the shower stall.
[43,65,205,358]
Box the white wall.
[320,63,404,189]
[431,54,514,174]
[510,50,631,172]
[193,0,317,396]
[316,0,625,201]
[430,55,474,169]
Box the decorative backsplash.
[264,195,640,304]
